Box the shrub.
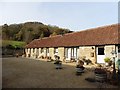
[104,57,111,63]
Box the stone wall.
[49,48,54,59]
[58,47,64,61]
[79,46,96,64]
[104,45,115,58]
[25,45,119,64]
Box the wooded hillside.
[2,22,72,44]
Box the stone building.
[25,24,120,64]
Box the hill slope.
[2,22,72,43]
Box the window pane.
[98,47,104,55]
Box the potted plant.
[76,60,85,75]
[104,57,111,66]
[54,56,62,69]
[94,68,107,81]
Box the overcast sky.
[0,0,118,31]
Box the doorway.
[96,46,105,63]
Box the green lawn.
[2,40,26,48]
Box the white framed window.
[54,47,58,55]
[98,46,105,55]
[46,48,49,53]
[65,47,79,59]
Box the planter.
[54,60,62,69]
[94,68,107,82]
[76,67,84,75]
[76,67,84,73]
[95,73,107,82]
[55,63,62,69]
[76,65,85,75]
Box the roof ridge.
[61,23,119,36]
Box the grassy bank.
[2,40,26,48]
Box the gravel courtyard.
[2,57,117,88]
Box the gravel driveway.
[2,57,117,88]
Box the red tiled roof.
[26,24,120,48]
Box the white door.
[65,48,71,60]
[74,48,79,59]
[74,48,76,58]
[97,46,105,63]
[67,48,71,60]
